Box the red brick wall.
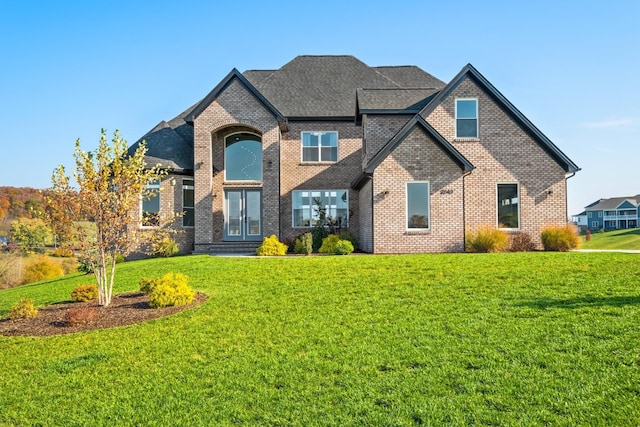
[371,126,466,253]
[424,77,568,248]
[279,121,363,242]
[192,79,281,250]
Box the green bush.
[148,272,195,308]
[65,306,99,326]
[294,233,313,255]
[466,226,509,253]
[152,236,179,258]
[318,235,354,255]
[139,277,158,294]
[541,224,581,252]
[334,240,354,255]
[256,235,288,256]
[509,232,536,252]
[22,257,64,284]
[311,226,328,252]
[319,234,341,254]
[8,297,38,320]
[71,284,99,302]
[337,230,358,251]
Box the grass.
[1,252,640,425]
[580,228,640,250]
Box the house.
[574,195,640,232]
[128,55,579,255]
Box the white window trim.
[300,131,339,163]
[291,189,348,228]
[141,179,161,228]
[406,181,430,231]
[497,182,520,230]
[455,98,479,139]
[182,178,195,228]
[224,131,263,182]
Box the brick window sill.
[453,138,480,142]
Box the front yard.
[1,252,639,425]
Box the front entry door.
[224,190,262,241]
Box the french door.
[224,189,262,241]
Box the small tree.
[47,129,165,306]
[9,217,51,253]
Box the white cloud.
[580,118,634,129]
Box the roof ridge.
[358,87,440,91]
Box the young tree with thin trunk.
[47,129,165,306]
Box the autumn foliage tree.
[47,129,165,306]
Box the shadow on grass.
[516,295,640,310]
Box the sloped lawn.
[580,228,640,250]
[1,252,639,425]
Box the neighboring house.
[128,55,579,255]
[575,195,640,232]
[571,211,588,232]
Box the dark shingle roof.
[373,66,445,88]
[356,88,440,112]
[586,196,640,210]
[243,55,443,118]
[129,103,197,173]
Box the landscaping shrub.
[334,239,354,255]
[139,277,158,294]
[8,297,38,320]
[319,234,341,254]
[541,224,581,252]
[311,225,328,252]
[65,306,99,326]
[319,235,354,255]
[256,235,288,256]
[509,232,536,252]
[71,284,98,302]
[466,226,509,253]
[148,272,194,308]
[337,230,359,251]
[294,233,313,255]
[22,256,64,284]
[151,236,179,258]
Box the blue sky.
[1,0,638,215]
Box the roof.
[419,64,580,173]
[244,55,445,118]
[356,88,439,113]
[129,103,196,173]
[585,195,640,210]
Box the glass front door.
[224,189,262,241]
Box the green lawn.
[1,253,639,425]
[580,228,640,250]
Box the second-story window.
[456,99,478,138]
[301,131,338,162]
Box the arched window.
[225,133,262,181]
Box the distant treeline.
[0,187,49,235]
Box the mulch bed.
[0,291,207,337]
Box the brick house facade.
[128,55,579,254]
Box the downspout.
[565,171,576,223]
[462,169,472,252]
